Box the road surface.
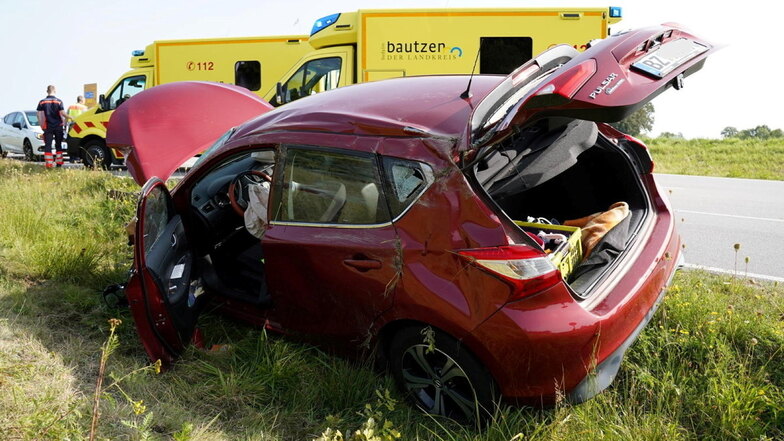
[655,174,784,281]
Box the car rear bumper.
[567,250,683,403]
[464,179,681,403]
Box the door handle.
[343,258,382,270]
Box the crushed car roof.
[233,75,504,141]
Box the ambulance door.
[267,47,354,106]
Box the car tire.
[388,326,498,424]
[23,139,36,161]
[0,145,6,158]
[82,140,111,170]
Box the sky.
[1,0,782,138]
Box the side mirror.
[275,82,285,106]
[12,122,22,130]
[99,94,108,111]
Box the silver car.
[0,111,67,161]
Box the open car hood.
[107,81,273,185]
[469,24,718,149]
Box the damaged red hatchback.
[114,24,717,421]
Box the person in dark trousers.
[37,85,73,167]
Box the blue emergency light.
[311,13,340,35]
[609,7,622,18]
[132,50,145,56]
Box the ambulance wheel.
[23,139,35,161]
[83,141,110,170]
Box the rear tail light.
[536,59,597,99]
[459,245,561,301]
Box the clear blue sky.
[1,0,781,138]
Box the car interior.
[471,117,651,295]
[186,149,276,307]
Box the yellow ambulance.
[67,35,310,168]
[69,7,622,168]
[267,7,623,105]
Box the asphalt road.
[655,174,784,281]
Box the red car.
[113,24,716,421]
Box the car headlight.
[36,133,44,140]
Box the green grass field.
[0,159,782,440]
[645,137,784,180]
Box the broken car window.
[382,157,434,219]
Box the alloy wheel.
[400,344,479,422]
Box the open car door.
[126,178,205,365]
[468,23,718,149]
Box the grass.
[0,158,782,440]
[645,137,784,180]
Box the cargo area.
[470,118,650,297]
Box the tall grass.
[645,137,784,180]
[0,160,782,440]
[0,161,137,287]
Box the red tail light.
[459,245,561,301]
[536,59,597,99]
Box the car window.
[25,111,39,126]
[12,113,24,127]
[143,186,173,256]
[273,146,390,225]
[3,113,13,124]
[106,75,147,110]
[381,157,435,219]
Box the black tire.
[388,326,498,424]
[23,139,36,161]
[82,140,111,170]
[0,145,6,158]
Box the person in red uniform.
[37,85,73,167]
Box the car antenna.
[460,47,481,100]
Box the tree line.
[720,125,784,139]
[608,104,782,139]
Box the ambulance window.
[235,61,261,91]
[274,57,341,105]
[106,75,147,110]
[480,37,533,74]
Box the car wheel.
[388,326,498,424]
[0,145,6,158]
[23,139,36,161]
[82,140,111,170]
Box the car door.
[126,178,206,364]
[262,144,399,344]
[7,112,25,152]
[468,23,718,150]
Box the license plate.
[632,38,708,78]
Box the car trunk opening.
[469,117,649,298]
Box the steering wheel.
[228,170,272,216]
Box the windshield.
[25,111,39,126]
[194,128,235,166]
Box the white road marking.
[682,263,784,283]
[676,209,784,223]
